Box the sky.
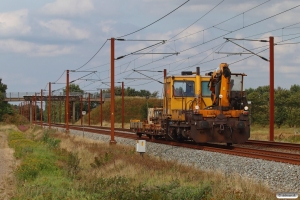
[1,0,300,97]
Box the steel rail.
[246,140,300,151]
[43,123,300,165]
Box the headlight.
[244,106,249,111]
[195,105,199,110]
[219,94,223,99]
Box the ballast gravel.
[56,127,300,193]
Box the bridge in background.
[3,92,111,102]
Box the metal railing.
[4,92,36,100]
[3,92,111,101]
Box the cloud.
[2,72,37,87]
[39,20,90,40]
[262,1,300,24]
[0,9,31,36]
[278,65,300,74]
[0,39,73,57]
[224,2,259,13]
[40,0,94,16]
[99,20,117,34]
[181,4,211,13]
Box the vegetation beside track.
[88,97,162,124]
[4,125,276,199]
[250,125,300,143]
[83,97,300,143]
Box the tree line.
[1,79,300,129]
[246,84,300,128]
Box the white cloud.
[40,0,94,16]
[181,4,211,13]
[99,20,117,34]
[0,10,31,36]
[225,2,258,13]
[2,72,37,87]
[39,20,89,40]
[278,65,300,74]
[0,39,73,57]
[262,1,300,24]
[285,73,299,79]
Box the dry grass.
[74,120,131,129]
[50,130,275,199]
[0,125,17,200]
[250,125,300,143]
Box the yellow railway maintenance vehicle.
[130,63,250,146]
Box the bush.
[8,129,59,182]
[2,113,29,125]
[66,152,81,178]
[42,130,61,149]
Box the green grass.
[6,126,276,199]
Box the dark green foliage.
[246,84,300,127]
[90,151,113,168]
[103,86,159,97]
[66,152,81,178]
[42,129,61,149]
[0,78,14,121]
[8,130,59,181]
[78,177,212,200]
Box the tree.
[126,87,137,96]
[247,89,269,126]
[63,84,84,94]
[275,106,288,128]
[151,91,159,98]
[140,90,151,97]
[0,78,13,120]
[290,84,300,93]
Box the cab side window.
[201,81,211,97]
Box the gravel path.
[0,130,16,200]
[57,127,300,193]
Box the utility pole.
[100,89,103,127]
[80,95,83,125]
[48,82,51,129]
[122,82,124,129]
[269,36,274,142]
[34,93,37,124]
[88,93,90,126]
[40,89,43,128]
[66,70,69,132]
[110,38,116,144]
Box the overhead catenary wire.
[168,0,225,41]
[60,1,300,92]
[170,0,271,42]
[53,71,66,84]
[116,0,190,38]
[46,1,284,93]
[179,3,300,53]
[74,39,108,71]
[113,0,250,81]
[116,2,298,81]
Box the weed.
[42,129,61,149]
[66,152,81,178]
[172,183,212,200]
[7,125,275,200]
[90,151,113,168]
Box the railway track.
[43,123,300,165]
[245,140,300,151]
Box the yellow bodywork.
[163,72,212,121]
[209,63,231,107]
